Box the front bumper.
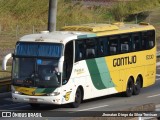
[12,93,62,105]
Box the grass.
[0,0,159,31]
[0,35,17,49]
[145,8,160,38]
[0,0,107,31]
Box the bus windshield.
[12,42,63,88]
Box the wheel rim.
[75,90,81,104]
[127,81,133,93]
[135,79,141,90]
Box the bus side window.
[132,33,140,51]
[108,36,119,55]
[98,37,107,57]
[86,39,96,59]
[75,40,86,62]
[141,32,148,50]
[120,35,130,53]
[147,30,155,49]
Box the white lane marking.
[147,94,160,98]
[156,74,160,76]
[9,105,30,110]
[75,105,109,112]
[156,78,160,81]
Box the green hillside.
[0,0,159,31]
[0,0,48,30]
[145,8,160,38]
[0,0,160,51]
[0,0,106,31]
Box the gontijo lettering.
[113,55,137,67]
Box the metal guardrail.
[0,77,11,92]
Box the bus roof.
[19,23,155,44]
[62,22,155,35]
[19,31,96,44]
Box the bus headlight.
[13,91,22,94]
[11,86,22,94]
[47,92,60,96]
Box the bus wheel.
[124,78,134,97]
[30,103,40,108]
[70,88,82,108]
[133,77,141,95]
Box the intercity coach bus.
[3,23,156,108]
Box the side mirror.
[2,53,12,71]
[58,56,64,73]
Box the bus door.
[62,41,74,103]
[75,40,92,99]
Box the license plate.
[29,98,37,102]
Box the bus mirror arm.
[2,53,12,71]
[58,56,64,73]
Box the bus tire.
[124,78,134,97]
[133,77,141,95]
[29,103,40,108]
[70,88,82,108]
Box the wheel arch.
[129,76,134,84]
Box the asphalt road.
[0,66,160,119]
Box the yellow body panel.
[105,47,156,92]
[62,23,156,93]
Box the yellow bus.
[4,22,156,108]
